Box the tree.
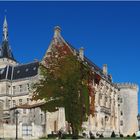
[32,48,95,138]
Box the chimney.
[79,47,84,61]
[73,49,76,56]
[54,26,61,37]
[103,64,108,75]
[109,74,113,82]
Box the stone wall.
[0,123,43,139]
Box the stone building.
[0,17,138,139]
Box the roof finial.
[3,15,8,41]
[54,26,61,37]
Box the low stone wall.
[0,123,43,139]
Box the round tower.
[117,83,139,136]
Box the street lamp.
[15,110,19,140]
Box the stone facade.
[0,17,138,139]
[82,79,120,137]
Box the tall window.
[22,124,32,136]
[13,100,16,107]
[120,120,123,126]
[13,86,16,95]
[101,118,104,126]
[99,94,102,105]
[27,98,30,104]
[27,83,30,91]
[8,100,11,108]
[7,85,10,94]
[105,96,107,106]
[19,85,23,92]
[19,99,22,105]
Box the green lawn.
[38,133,137,139]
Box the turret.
[117,82,139,136]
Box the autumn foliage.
[32,42,96,138]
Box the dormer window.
[0,69,4,74]
[33,67,36,70]
[17,70,20,74]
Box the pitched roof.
[0,61,39,81]
[45,26,112,84]
[13,62,39,80]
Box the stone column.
[57,108,66,131]
[32,122,35,137]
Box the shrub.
[48,134,58,138]
[61,134,66,139]
[111,131,116,137]
[120,133,123,137]
[132,133,136,137]
[82,132,86,137]
[89,131,95,139]
[99,133,104,138]
[90,134,95,139]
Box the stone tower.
[117,83,139,136]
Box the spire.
[0,16,16,61]
[3,16,8,41]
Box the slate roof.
[13,62,39,80]
[0,61,39,81]
[0,66,7,80]
[0,41,15,61]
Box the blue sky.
[0,1,140,111]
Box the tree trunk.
[71,123,79,139]
[44,111,48,138]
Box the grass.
[39,134,137,139]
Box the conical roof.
[0,40,15,61]
[0,17,16,61]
